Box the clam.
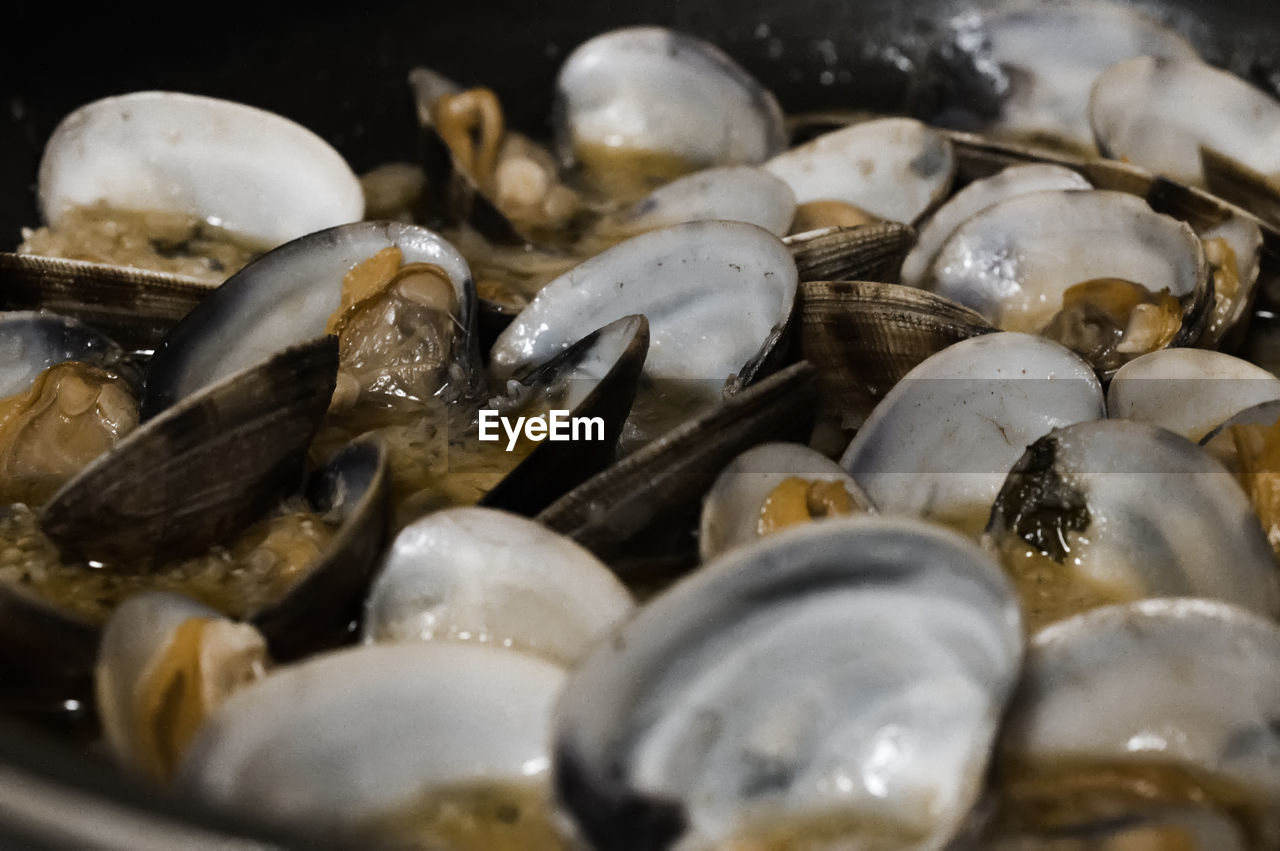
[595,166,796,239]
[178,642,568,844]
[144,220,478,415]
[785,221,916,284]
[554,27,787,197]
[95,592,269,781]
[763,118,956,224]
[553,516,1024,850]
[1106,348,1280,442]
[1090,56,1280,188]
[944,132,1267,350]
[36,92,363,254]
[363,507,632,666]
[698,442,874,561]
[1,437,387,720]
[841,332,1104,534]
[995,599,1280,847]
[987,419,1280,631]
[899,163,1092,287]
[918,0,1197,151]
[798,280,995,438]
[0,311,133,400]
[489,220,798,450]
[923,188,1209,371]
[0,312,141,507]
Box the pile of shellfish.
[3,2,1280,848]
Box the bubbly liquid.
[0,505,334,624]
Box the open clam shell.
[0,311,132,399]
[479,314,648,517]
[900,163,1092,288]
[1089,56,1280,188]
[1,433,388,720]
[987,419,1280,626]
[42,337,338,565]
[554,27,786,192]
[1107,348,1280,443]
[698,442,874,561]
[764,118,956,224]
[841,332,1104,533]
[490,220,798,448]
[924,189,1208,349]
[602,166,796,238]
[38,92,363,248]
[178,641,567,833]
[144,220,478,416]
[95,592,270,781]
[553,516,1024,851]
[362,506,632,666]
[997,598,1280,846]
[917,0,1197,151]
[945,132,1269,350]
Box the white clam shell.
[554,516,1023,850]
[841,332,1104,529]
[178,642,566,826]
[555,27,786,169]
[1107,348,1280,442]
[615,166,796,237]
[1090,56,1280,186]
[764,118,955,224]
[1004,598,1280,806]
[38,92,364,247]
[926,189,1204,333]
[362,507,633,666]
[489,220,797,404]
[900,164,1091,288]
[965,0,1198,148]
[96,592,267,776]
[991,419,1280,617]
[698,442,872,561]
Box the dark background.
[3,0,1279,243]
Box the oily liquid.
[702,809,930,851]
[995,534,1137,635]
[0,504,334,625]
[19,202,267,284]
[364,781,569,851]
